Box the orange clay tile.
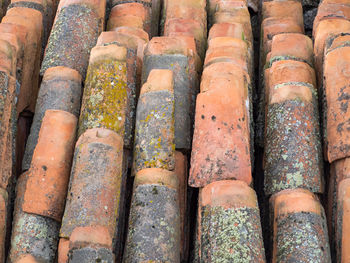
[40,1,103,78]
[2,7,43,113]
[164,18,206,58]
[113,26,149,43]
[0,74,16,190]
[124,168,180,262]
[264,83,323,195]
[262,0,303,27]
[189,85,251,188]
[196,180,265,262]
[327,158,350,253]
[213,9,252,44]
[270,189,331,262]
[142,36,199,150]
[109,3,150,33]
[107,14,144,31]
[95,29,148,85]
[200,61,251,93]
[208,22,245,41]
[9,172,60,262]
[337,178,350,263]
[207,0,248,22]
[15,254,39,263]
[324,46,350,162]
[313,2,350,34]
[110,3,149,21]
[261,17,304,58]
[58,238,69,263]
[0,33,21,76]
[206,37,252,75]
[163,0,206,27]
[267,60,316,96]
[268,33,314,67]
[60,128,123,239]
[326,33,350,53]
[69,226,113,249]
[133,69,175,173]
[22,110,77,221]
[57,0,106,22]
[0,42,16,77]
[313,19,350,88]
[22,66,82,172]
[0,188,7,263]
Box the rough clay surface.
[124,184,180,262]
[275,212,331,262]
[199,206,265,262]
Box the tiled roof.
[1,0,350,262]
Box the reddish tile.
[111,0,160,37]
[262,1,303,27]
[9,172,60,262]
[327,158,350,254]
[41,1,103,78]
[270,189,331,262]
[0,33,21,76]
[207,0,247,22]
[314,2,350,33]
[201,61,251,93]
[0,73,16,190]
[58,238,69,263]
[163,0,206,28]
[124,168,180,262]
[208,22,245,41]
[57,0,106,21]
[324,46,350,162]
[261,17,304,59]
[2,7,43,112]
[107,14,144,31]
[69,226,113,249]
[22,110,77,221]
[0,41,16,77]
[9,0,55,49]
[265,83,323,195]
[164,18,205,58]
[0,188,7,263]
[313,19,350,88]
[267,60,316,97]
[213,8,252,44]
[60,128,123,239]
[15,254,39,262]
[78,45,130,145]
[325,33,350,53]
[108,3,150,33]
[205,37,251,75]
[133,69,175,173]
[142,36,199,150]
[189,84,251,187]
[112,26,149,43]
[196,180,265,262]
[268,33,314,67]
[22,67,82,172]
[337,177,350,263]
[103,28,149,79]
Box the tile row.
[259,0,331,261]
[8,0,108,261]
[189,0,267,262]
[312,0,350,261]
[124,0,205,261]
[0,0,58,261]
